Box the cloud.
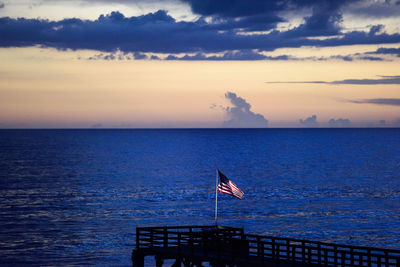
[283,2,344,38]
[267,75,400,84]
[1,10,400,57]
[347,98,400,106]
[87,50,153,60]
[299,114,318,127]
[357,56,385,61]
[165,50,269,60]
[88,50,130,60]
[0,2,4,9]
[91,123,103,128]
[222,92,268,128]
[368,47,400,57]
[330,76,400,85]
[180,0,355,19]
[328,118,351,127]
[347,0,400,18]
[133,52,148,59]
[86,50,386,61]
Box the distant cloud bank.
[299,115,318,127]
[267,75,400,85]
[329,118,351,127]
[347,98,400,106]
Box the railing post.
[385,251,388,267]
[163,227,168,249]
[334,245,338,266]
[276,244,280,266]
[261,242,265,265]
[318,243,321,265]
[350,247,354,266]
[150,229,154,248]
[367,249,371,267]
[136,228,140,249]
[203,229,207,257]
[292,245,296,265]
[178,232,181,252]
[189,228,193,255]
[341,250,345,267]
[272,238,276,260]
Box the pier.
[132,225,400,267]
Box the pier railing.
[135,225,400,266]
[245,234,400,266]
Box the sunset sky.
[0,0,399,128]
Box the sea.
[0,129,399,266]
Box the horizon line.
[0,127,399,130]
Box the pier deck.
[132,225,400,267]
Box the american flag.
[217,170,244,199]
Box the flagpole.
[215,168,218,226]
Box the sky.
[0,0,400,128]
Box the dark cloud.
[166,50,269,60]
[223,92,268,128]
[328,118,351,127]
[89,52,123,60]
[347,98,400,106]
[329,55,353,61]
[180,0,365,35]
[329,75,400,85]
[205,14,283,32]
[88,50,294,61]
[357,56,385,61]
[284,2,344,38]
[267,75,400,84]
[0,2,4,9]
[87,51,385,61]
[87,50,150,60]
[347,0,400,18]
[310,24,400,48]
[368,47,400,57]
[299,115,318,127]
[180,0,355,18]
[180,0,282,18]
[1,10,400,56]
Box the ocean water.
[0,129,399,266]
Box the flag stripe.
[217,187,237,197]
[229,182,242,192]
[228,181,243,193]
[217,170,244,200]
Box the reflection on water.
[0,129,399,266]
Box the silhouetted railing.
[245,234,400,266]
[135,225,400,266]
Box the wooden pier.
[132,225,400,267]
